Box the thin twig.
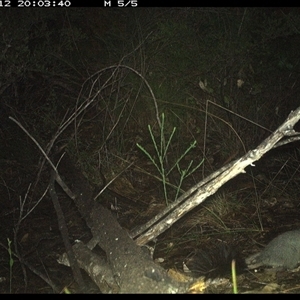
[93,162,134,201]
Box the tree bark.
[54,153,187,293]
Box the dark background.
[1,7,300,293]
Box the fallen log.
[53,153,187,293]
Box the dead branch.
[49,170,85,292]
[10,101,300,293]
[55,108,300,292]
[131,107,300,245]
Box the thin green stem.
[137,113,204,206]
